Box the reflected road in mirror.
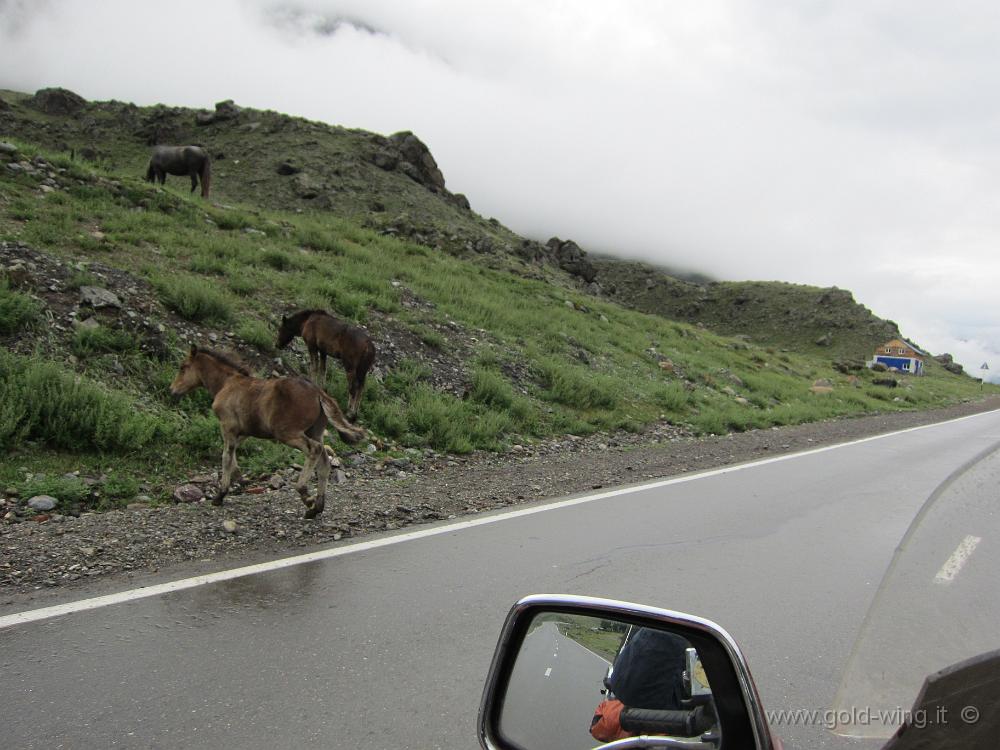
[502,617,613,750]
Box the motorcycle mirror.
[478,595,777,750]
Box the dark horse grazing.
[146,145,212,198]
[276,309,376,421]
[169,346,364,518]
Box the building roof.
[877,339,927,357]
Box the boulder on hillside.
[79,286,122,310]
[546,237,597,283]
[196,99,242,126]
[516,239,547,263]
[388,131,446,192]
[371,150,398,171]
[833,358,864,373]
[136,106,186,145]
[28,87,86,115]
[293,172,323,199]
[934,353,964,375]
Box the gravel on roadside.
[2,397,998,605]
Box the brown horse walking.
[276,309,376,421]
[146,145,212,198]
[169,346,363,519]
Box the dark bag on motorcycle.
[590,699,631,742]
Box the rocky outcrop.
[196,99,242,126]
[592,258,904,357]
[28,87,87,115]
[388,131,446,192]
[136,105,187,145]
[79,286,122,310]
[366,131,451,195]
[833,358,864,373]
[546,237,598,283]
[293,172,323,199]
[933,353,965,375]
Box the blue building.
[869,339,926,375]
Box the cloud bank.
[1,0,997,379]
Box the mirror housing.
[478,594,777,750]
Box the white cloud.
[1,0,997,374]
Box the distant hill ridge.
[0,86,908,359]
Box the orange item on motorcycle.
[590,699,632,742]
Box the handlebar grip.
[619,705,714,737]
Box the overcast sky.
[1,0,997,380]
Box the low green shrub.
[237,319,276,352]
[471,368,514,410]
[296,225,348,254]
[65,270,99,290]
[176,413,223,454]
[383,359,432,396]
[188,254,229,276]
[16,475,90,507]
[103,475,141,500]
[0,351,162,453]
[154,274,233,323]
[652,381,690,412]
[260,248,296,271]
[0,279,42,334]
[212,211,253,231]
[405,385,474,453]
[71,325,137,356]
[227,269,260,296]
[418,327,446,350]
[537,359,617,409]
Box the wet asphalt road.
[2,409,1000,749]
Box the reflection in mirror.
[500,612,721,749]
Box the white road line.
[544,667,552,677]
[934,535,982,583]
[1,408,996,630]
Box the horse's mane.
[286,308,330,328]
[197,347,253,376]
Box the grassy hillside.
[593,258,901,361]
[1,91,993,510]
[0,88,534,268]
[0,87,934,357]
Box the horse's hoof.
[303,505,321,520]
[211,494,226,507]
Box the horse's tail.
[356,339,376,390]
[199,152,212,198]
[145,159,156,183]
[319,391,365,444]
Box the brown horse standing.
[276,309,376,421]
[169,346,363,519]
[146,145,212,198]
